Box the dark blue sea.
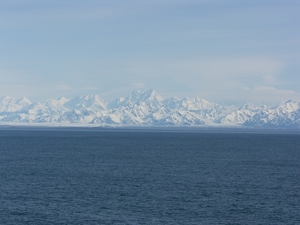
[0,129,299,225]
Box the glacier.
[0,90,299,128]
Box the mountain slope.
[0,91,299,128]
[244,100,300,128]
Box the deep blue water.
[0,129,299,224]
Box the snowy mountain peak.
[23,102,47,111]
[277,100,300,113]
[64,94,107,110]
[0,91,299,128]
[240,102,260,110]
[43,98,68,112]
[163,97,180,109]
[179,97,216,110]
[107,97,125,109]
[16,97,32,105]
[285,99,294,103]
[128,89,162,101]
[112,89,163,108]
[57,97,69,105]
[137,89,163,107]
[0,96,16,104]
[0,96,32,112]
[142,89,163,100]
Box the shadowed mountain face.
[0,90,299,128]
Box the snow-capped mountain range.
[0,89,299,128]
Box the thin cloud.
[251,86,300,105]
[0,1,299,105]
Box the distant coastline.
[1,124,299,135]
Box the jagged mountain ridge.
[0,90,299,128]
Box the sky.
[0,0,299,106]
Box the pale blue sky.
[0,0,299,105]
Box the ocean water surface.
[0,129,299,224]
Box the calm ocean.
[0,129,299,224]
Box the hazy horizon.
[0,88,298,107]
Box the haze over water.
[0,129,299,224]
